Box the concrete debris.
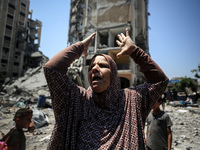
[0,66,50,111]
[39,135,51,142]
[165,105,200,150]
[168,100,199,108]
[177,109,188,113]
[3,66,48,94]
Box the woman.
[44,29,168,149]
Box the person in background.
[166,89,171,101]
[146,98,173,150]
[161,93,167,111]
[0,108,34,150]
[44,28,169,149]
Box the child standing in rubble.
[146,98,173,150]
[0,108,35,150]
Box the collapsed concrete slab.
[2,66,49,97]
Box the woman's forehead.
[91,55,108,64]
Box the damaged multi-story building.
[0,0,47,88]
[68,0,150,88]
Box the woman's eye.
[88,64,109,72]
[99,64,108,68]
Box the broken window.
[1,59,8,63]
[14,62,19,66]
[20,12,25,17]
[8,3,15,9]
[109,28,130,47]
[6,25,12,30]
[15,51,21,55]
[3,47,9,53]
[12,72,18,77]
[99,32,108,47]
[4,36,11,41]
[16,42,19,48]
[86,59,91,66]
[7,14,13,19]
[21,2,26,7]
[114,35,118,47]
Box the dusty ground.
[1,104,200,150]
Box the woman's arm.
[44,42,84,73]
[117,29,169,123]
[44,33,96,73]
[43,33,96,118]
[116,28,168,83]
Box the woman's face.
[88,55,111,93]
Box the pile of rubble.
[2,66,49,96]
[165,105,200,150]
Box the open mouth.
[93,77,102,81]
[92,75,102,82]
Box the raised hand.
[81,33,96,57]
[116,28,137,58]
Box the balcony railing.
[14,56,20,62]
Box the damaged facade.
[0,0,48,88]
[68,0,150,88]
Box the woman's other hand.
[81,33,96,57]
[116,28,137,58]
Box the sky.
[29,0,200,81]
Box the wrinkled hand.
[81,33,96,57]
[116,28,137,58]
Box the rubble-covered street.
[161,104,200,150]
[0,66,200,150]
[1,102,200,150]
